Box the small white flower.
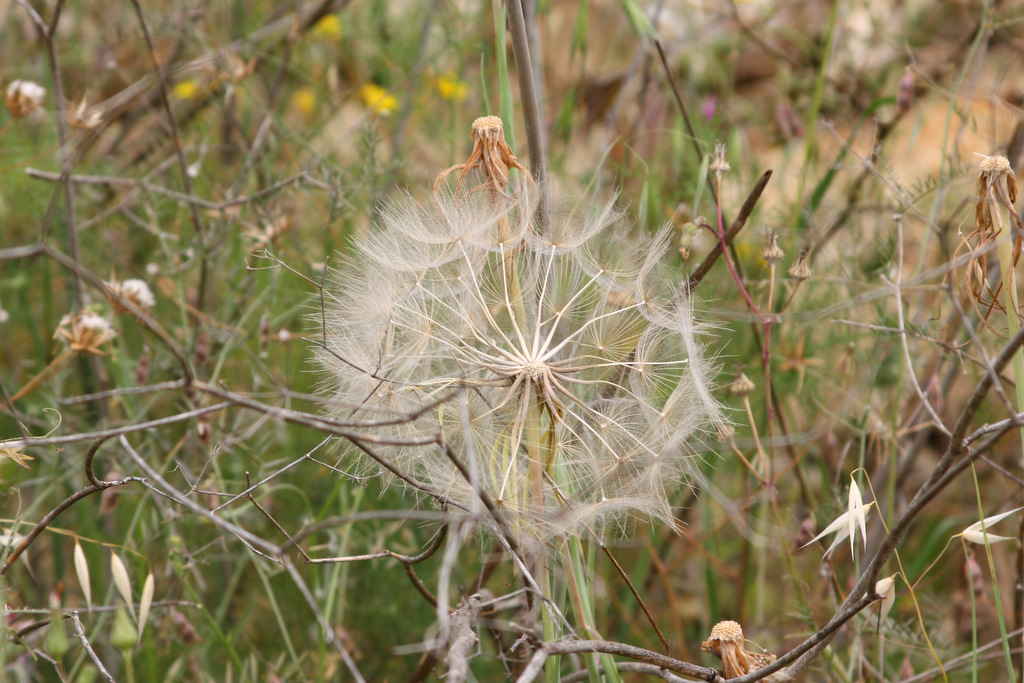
[802,481,875,559]
[960,507,1023,545]
[848,479,869,555]
[119,279,156,308]
[5,80,46,118]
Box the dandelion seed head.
[316,124,724,541]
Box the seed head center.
[522,359,546,381]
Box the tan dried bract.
[434,115,532,196]
[54,311,116,355]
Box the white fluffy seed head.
[316,184,724,540]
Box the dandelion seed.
[5,80,45,118]
[959,507,1023,545]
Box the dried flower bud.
[195,328,210,366]
[135,345,151,385]
[106,278,155,312]
[896,67,914,116]
[965,552,984,597]
[45,610,70,659]
[762,229,785,265]
[170,609,201,644]
[111,604,138,652]
[710,141,730,177]
[54,311,117,355]
[788,245,811,281]
[68,97,104,130]
[259,313,270,358]
[729,371,756,398]
[5,80,45,118]
[196,413,211,446]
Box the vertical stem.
[505,0,547,229]
[524,385,555,680]
[996,218,1024,500]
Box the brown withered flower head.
[702,620,789,680]
[976,155,1021,246]
[958,155,1023,315]
[54,311,116,355]
[5,80,46,118]
[434,115,531,196]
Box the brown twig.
[687,170,773,290]
[516,639,725,683]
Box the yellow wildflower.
[172,80,199,100]
[434,73,467,103]
[359,83,397,116]
[313,14,343,41]
[291,86,317,116]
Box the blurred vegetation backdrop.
[2,0,1024,681]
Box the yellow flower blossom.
[359,83,397,116]
[173,80,199,100]
[291,86,317,116]
[313,14,343,41]
[434,73,467,103]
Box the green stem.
[971,464,1016,678]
